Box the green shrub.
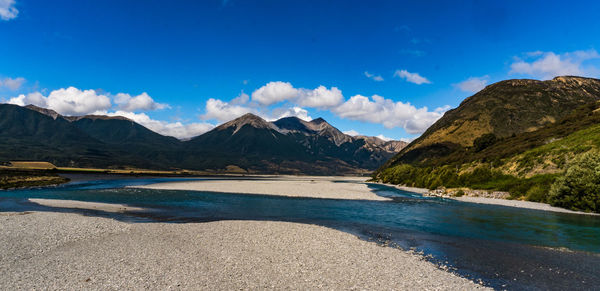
[525,185,547,202]
[548,151,600,213]
[454,190,465,197]
[377,163,557,202]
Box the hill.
[0,104,114,167]
[375,76,600,213]
[386,76,600,166]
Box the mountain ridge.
[0,104,406,174]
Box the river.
[1,177,599,290]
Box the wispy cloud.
[0,0,18,21]
[0,77,25,90]
[394,25,411,33]
[364,71,384,82]
[393,70,431,85]
[509,49,600,80]
[409,38,431,45]
[100,110,214,140]
[454,75,490,93]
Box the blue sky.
[1,0,600,140]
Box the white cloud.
[271,106,312,121]
[454,75,489,93]
[509,49,600,80]
[251,81,298,105]
[100,110,215,140]
[200,97,258,122]
[333,94,447,134]
[364,71,384,82]
[251,82,343,109]
[296,86,343,109]
[7,92,46,107]
[6,86,214,139]
[201,93,313,123]
[343,129,360,136]
[0,0,18,21]
[7,87,176,116]
[0,77,25,90]
[201,81,448,134]
[114,92,169,112]
[8,87,112,116]
[45,87,112,115]
[393,69,431,84]
[8,81,449,138]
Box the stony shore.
[0,211,488,290]
[134,176,391,201]
[452,196,599,215]
[381,183,598,215]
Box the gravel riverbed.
[0,211,488,290]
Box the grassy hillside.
[0,169,69,189]
[386,76,600,167]
[375,77,600,213]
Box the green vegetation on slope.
[509,123,600,177]
[376,110,600,211]
[377,163,558,201]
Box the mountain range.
[0,104,406,175]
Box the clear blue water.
[1,176,599,290]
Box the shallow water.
[1,177,599,290]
